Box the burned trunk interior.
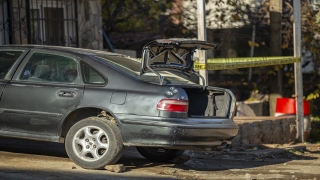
[184,88,231,118]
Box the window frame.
[80,61,107,86]
[12,49,82,85]
[0,49,28,81]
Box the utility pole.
[269,0,283,117]
[197,0,208,85]
[293,0,304,142]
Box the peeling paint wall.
[78,0,102,50]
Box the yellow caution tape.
[194,56,301,70]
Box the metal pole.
[248,24,256,82]
[26,0,31,44]
[197,0,207,86]
[8,0,14,44]
[293,0,304,142]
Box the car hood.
[140,39,218,76]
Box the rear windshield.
[93,55,197,85]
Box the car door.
[0,49,28,95]
[0,49,84,137]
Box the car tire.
[136,147,185,162]
[65,117,123,169]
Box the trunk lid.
[140,39,218,77]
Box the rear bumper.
[117,114,239,150]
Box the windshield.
[92,55,197,85]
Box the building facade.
[0,0,102,50]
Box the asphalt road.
[0,137,320,179]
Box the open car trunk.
[182,86,235,119]
[139,39,236,119]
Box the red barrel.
[276,98,310,116]
[276,98,311,141]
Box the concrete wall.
[78,0,102,50]
[232,116,297,145]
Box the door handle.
[58,91,76,97]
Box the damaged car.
[0,39,238,169]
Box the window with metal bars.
[0,0,78,47]
[28,0,78,47]
[0,0,10,45]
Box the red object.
[157,99,189,113]
[276,98,310,116]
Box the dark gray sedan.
[0,39,238,169]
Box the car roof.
[0,44,124,57]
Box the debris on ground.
[104,164,126,173]
[184,143,320,167]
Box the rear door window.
[19,52,78,84]
[0,50,24,80]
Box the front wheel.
[136,147,184,162]
[65,117,123,169]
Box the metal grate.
[0,0,11,45]
[0,0,78,47]
[28,0,78,47]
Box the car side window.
[19,52,78,84]
[82,64,105,84]
[0,51,24,80]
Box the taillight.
[157,99,188,113]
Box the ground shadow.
[0,137,68,158]
[119,146,318,172]
[0,137,318,174]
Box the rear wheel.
[65,117,123,169]
[136,147,184,162]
